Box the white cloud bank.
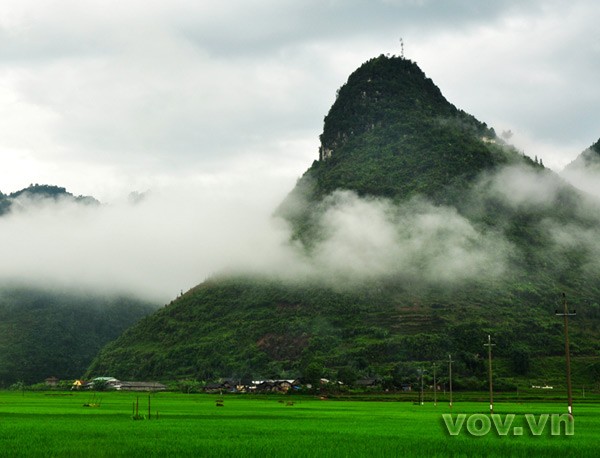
[298,192,511,286]
[3,161,600,303]
[0,179,292,302]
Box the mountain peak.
[318,55,456,161]
[277,55,534,240]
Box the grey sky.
[1,0,598,201]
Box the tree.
[303,362,324,387]
[93,379,109,391]
[337,366,359,385]
[510,346,530,375]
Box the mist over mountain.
[62,55,600,385]
[561,138,600,198]
[273,56,591,291]
[0,180,291,384]
[0,184,159,386]
[0,184,99,216]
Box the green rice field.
[0,391,597,457]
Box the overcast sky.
[1,0,599,202]
[1,0,600,302]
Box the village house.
[354,378,379,389]
[253,379,300,393]
[203,380,237,393]
[114,381,167,392]
[82,377,166,392]
[84,377,120,389]
[45,376,59,387]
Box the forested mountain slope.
[0,286,155,385]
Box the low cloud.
[0,179,293,302]
[2,162,600,302]
[561,161,600,201]
[298,191,512,286]
[480,165,566,210]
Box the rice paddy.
[0,391,597,457]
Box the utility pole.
[448,354,454,408]
[484,335,496,415]
[556,293,576,418]
[400,38,404,58]
[433,362,437,407]
[419,368,425,405]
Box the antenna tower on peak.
[400,38,404,58]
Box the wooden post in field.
[448,354,454,408]
[433,363,437,407]
[484,335,495,415]
[419,368,424,405]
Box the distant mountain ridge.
[560,138,600,198]
[0,184,99,216]
[563,138,600,172]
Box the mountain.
[86,55,600,388]
[0,285,156,386]
[0,184,99,216]
[0,185,157,386]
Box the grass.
[0,391,598,457]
